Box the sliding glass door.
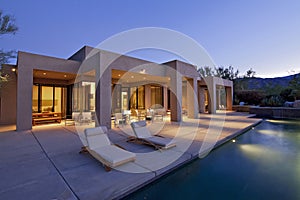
[32,85,67,116]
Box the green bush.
[261,95,284,107]
[234,90,265,105]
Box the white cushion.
[147,136,176,149]
[85,126,108,136]
[133,126,152,138]
[131,121,152,138]
[84,127,110,149]
[91,145,136,167]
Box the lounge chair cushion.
[85,126,108,136]
[85,127,111,149]
[90,145,136,167]
[146,136,176,148]
[131,121,152,138]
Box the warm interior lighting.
[43,72,46,75]
[118,74,121,77]
[64,75,67,77]
[131,75,134,78]
[11,68,16,72]
[232,139,236,143]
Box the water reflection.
[126,119,300,200]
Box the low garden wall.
[249,107,300,119]
[232,105,252,112]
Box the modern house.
[0,46,233,131]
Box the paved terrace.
[0,112,262,200]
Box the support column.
[206,78,216,114]
[199,87,206,113]
[17,66,33,131]
[95,53,112,129]
[187,78,198,118]
[170,74,182,122]
[226,87,233,110]
[163,85,168,110]
[216,88,220,110]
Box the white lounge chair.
[84,126,136,171]
[130,121,176,150]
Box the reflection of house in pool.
[0,46,233,130]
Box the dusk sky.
[1,0,300,78]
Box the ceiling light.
[118,74,121,77]
[232,139,236,143]
[64,75,67,77]
[11,68,16,72]
[43,72,46,75]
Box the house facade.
[0,46,233,130]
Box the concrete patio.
[0,111,262,200]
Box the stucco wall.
[250,107,300,118]
[0,65,17,125]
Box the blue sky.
[1,0,300,78]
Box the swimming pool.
[125,119,300,199]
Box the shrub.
[261,95,284,107]
[234,90,265,105]
[280,88,293,101]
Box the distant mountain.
[234,73,300,91]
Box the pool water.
[125,119,300,200]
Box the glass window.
[151,85,163,106]
[130,87,137,109]
[54,87,61,112]
[41,86,53,112]
[72,81,95,112]
[138,86,145,109]
[32,85,39,113]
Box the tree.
[244,68,256,78]
[215,66,239,81]
[288,74,300,100]
[198,65,240,81]
[197,66,215,77]
[0,10,18,84]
